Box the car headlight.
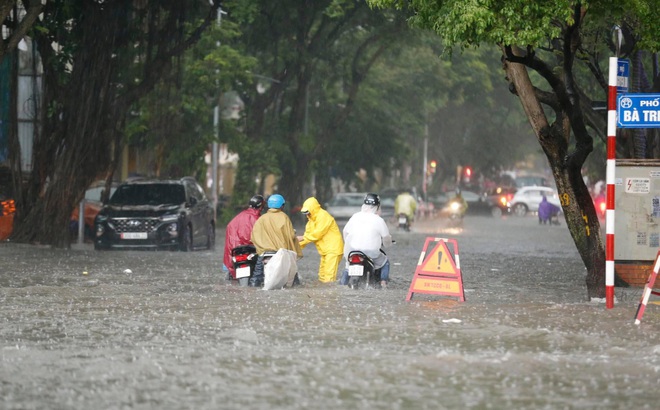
[160,214,179,222]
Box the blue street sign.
[617,94,660,128]
[617,59,629,93]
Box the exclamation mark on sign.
[437,251,443,270]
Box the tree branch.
[0,0,42,63]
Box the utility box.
[615,160,660,262]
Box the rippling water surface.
[1,216,659,409]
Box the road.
[1,214,658,409]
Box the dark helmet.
[364,193,380,206]
[248,194,265,210]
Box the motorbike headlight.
[450,202,460,210]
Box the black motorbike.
[231,245,258,286]
[397,213,410,232]
[347,250,382,289]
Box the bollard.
[77,200,85,244]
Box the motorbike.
[260,250,300,289]
[347,250,382,289]
[397,213,411,232]
[231,245,258,286]
[445,199,466,227]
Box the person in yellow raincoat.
[297,197,344,283]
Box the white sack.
[262,249,298,290]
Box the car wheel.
[206,222,215,250]
[512,203,528,217]
[491,207,503,218]
[180,224,192,252]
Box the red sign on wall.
[406,237,465,302]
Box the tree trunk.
[9,1,218,247]
[503,56,606,300]
[11,2,122,246]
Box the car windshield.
[108,184,186,206]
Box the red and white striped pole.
[605,57,618,309]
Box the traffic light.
[429,160,437,174]
[464,166,472,183]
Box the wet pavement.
[1,215,659,409]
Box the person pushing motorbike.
[340,193,393,288]
[297,197,344,284]
[223,194,264,281]
[250,194,303,287]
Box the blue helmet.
[267,194,285,209]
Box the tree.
[126,17,256,180]
[224,0,410,209]
[0,0,42,64]
[369,0,660,298]
[9,0,222,247]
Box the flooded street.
[1,215,659,409]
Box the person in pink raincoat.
[223,195,265,280]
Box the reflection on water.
[1,216,659,409]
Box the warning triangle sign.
[418,241,458,276]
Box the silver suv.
[325,193,368,219]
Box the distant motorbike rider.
[223,195,264,281]
[297,197,344,283]
[340,193,393,288]
[250,194,303,287]
[394,189,418,224]
[448,187,468,217]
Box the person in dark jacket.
[223,195,265,280]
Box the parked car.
[94,177,215,251]
[1,166,119,241]
[70,181,118,239]
[508,186,561,217]
[515,175,551,188]
[378,189,399,220]
[484,186,517,217]
[325,192,367,220]
[379,195,396,219]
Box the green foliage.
[370,0,660,53]
[126,16,257,179]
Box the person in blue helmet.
[249,194,303,287]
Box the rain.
[1,215,660,409]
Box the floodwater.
[1,215,659,409]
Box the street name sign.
[617,94,660,129]
[617,59,629,93]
